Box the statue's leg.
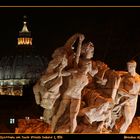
[51,95,70,132]
[70,98,81,133]
[43,109,52,124]
[33,83,41,105]
[119,104,136,133]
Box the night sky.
[1,7,140,132]
[0,7,140,71]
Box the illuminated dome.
[0,17,48,96]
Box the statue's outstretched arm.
[74,34,85,68]
[64,33,84,49]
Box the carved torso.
[66,72,89,99]
[119,73,140,95]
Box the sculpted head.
[81,42,94,59]
[127,60,137,75]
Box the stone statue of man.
[118,60,140,133]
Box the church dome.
[0,17,48,96]
[0,55,47,81]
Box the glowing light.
[40,116,44,120]
[18,37,32,45]
[0,82,3,86]
[10,81,13,85]
[25,117,30,120]
[10,118,15,124]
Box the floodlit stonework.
[32,33,140,133]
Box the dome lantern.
[17,17,32,47]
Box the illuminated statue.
[79,60,121,133]
[51,35,98,133]
[41,55,71,124]
[51,61,97,133]
[33,33,85,124]
[117,60,140,133]
[34,55,71,124]
[33,33,140,134]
